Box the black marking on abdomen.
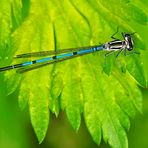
[32,60,36,64]
[73,52,77,55]
[52,56,57,59]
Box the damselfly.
[0,32,135,73]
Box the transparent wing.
[16,50,94,73]
[15,45,102,58]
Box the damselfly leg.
[111,27,119,39]
[105,50,115,57]
[124,49,140,56]
[116,48,124,58]
[103,50,115,70]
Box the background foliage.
[0,0,148,148]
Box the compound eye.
[127,39,133,51]
[127,46,133,51]
[125,34,130,38]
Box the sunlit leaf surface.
[0,0,147,147]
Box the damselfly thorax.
[103,39,126,51]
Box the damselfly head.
[124,34,134,51]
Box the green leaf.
[62,79,83,131]
[23,69,50,143]
[103,53,115,75]
[126,54,147,87]
[0,0,147,147]
[50,72,63,116]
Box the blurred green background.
[0,1,148,148]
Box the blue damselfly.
[0,32,135,73]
